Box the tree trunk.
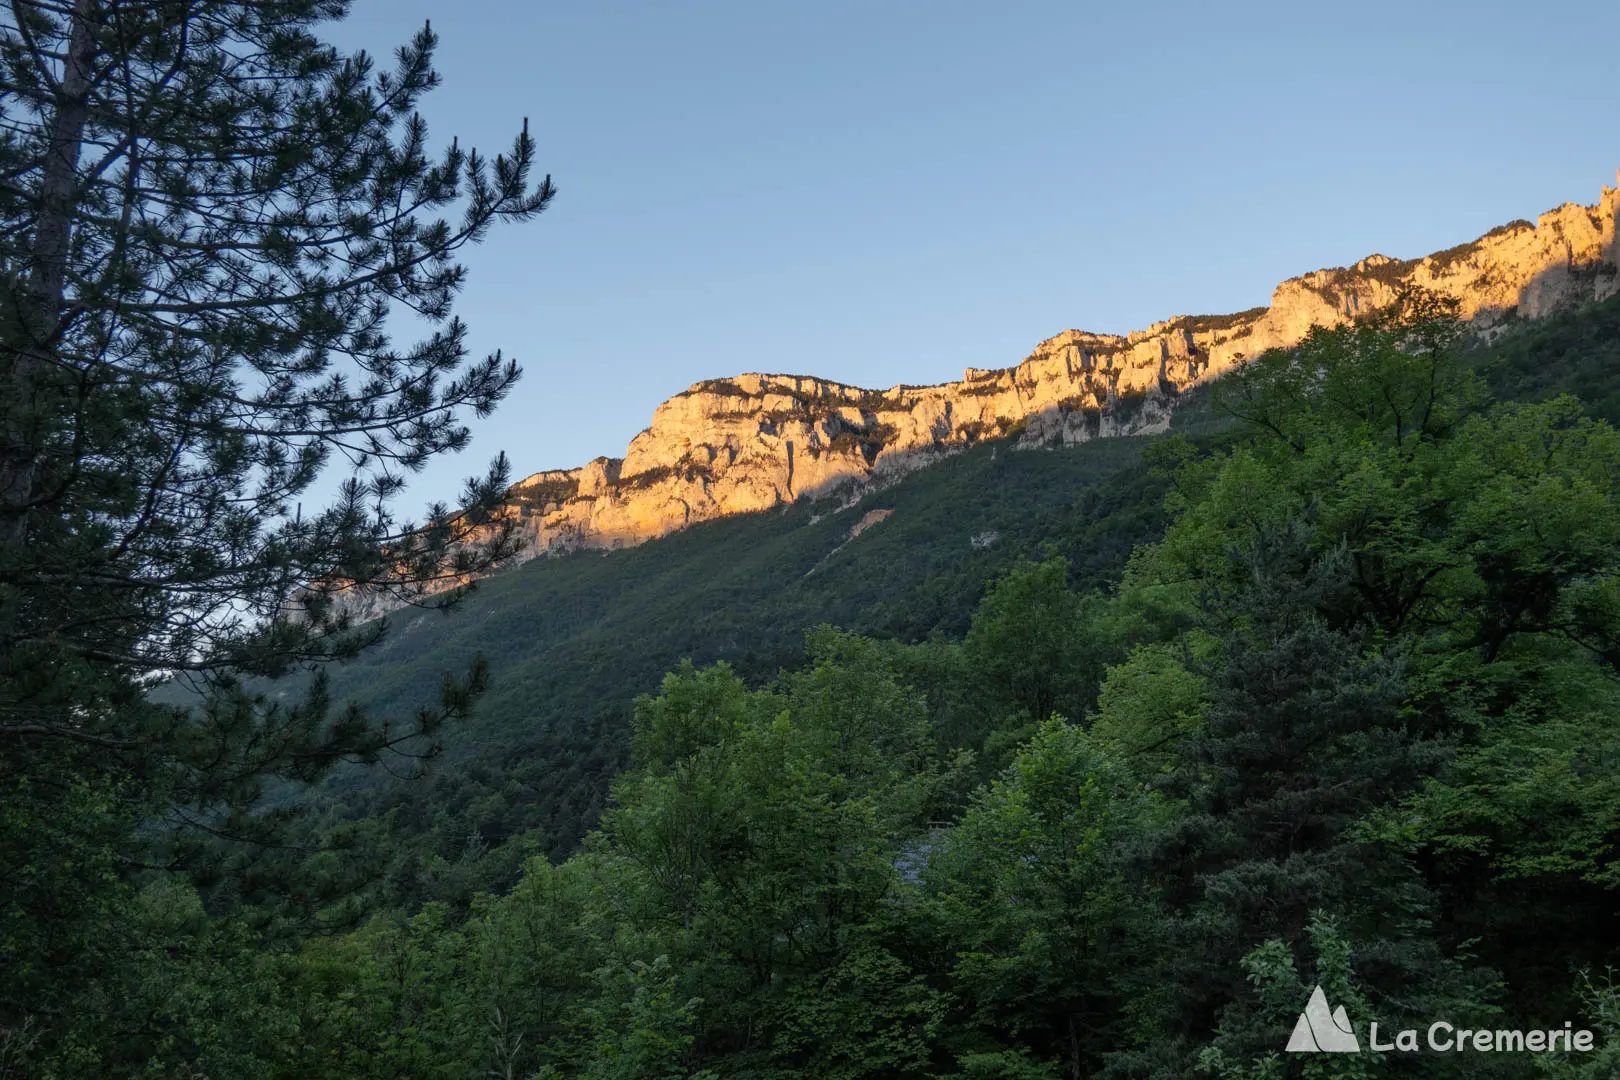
[1,0,99,549]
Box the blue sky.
[333,0,1620,506]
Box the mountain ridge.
[331,174,1620,617]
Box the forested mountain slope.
[295,386,1226,871]
[117,291,1620,1080]
[26,3,1620,1073]
[288,294,1620,891]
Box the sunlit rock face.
[325,174,1618,613]
[500,176,1617,558]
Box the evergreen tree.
[0,1,551,1066]
[1133,532,1472,1075]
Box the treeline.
[12,297,1620,1078]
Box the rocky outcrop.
[320,173,1619,616]
[497,174,1618,559]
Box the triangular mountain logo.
[1286,986,1361,1052]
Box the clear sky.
[332,0,1620,507]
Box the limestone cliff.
[499,174,1618,558]
[321,173,1620,616]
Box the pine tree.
[0,0,552,1058]
[1139,531,1461,1071]
[0,0,553,677]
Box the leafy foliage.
[9,22,1620,1069]
[77,289,1606,1080]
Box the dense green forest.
[243,292,1620,915]
[7,4,1620,1076]
[14,291,1620,1078]
[264,386,1226,885]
